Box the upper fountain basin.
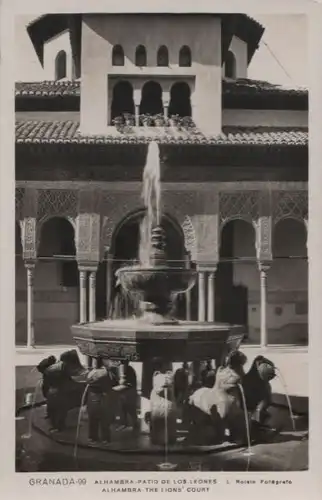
[116,266,197,297]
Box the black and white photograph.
[10,6,310,476]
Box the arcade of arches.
[15,194,308,349]
[110,80,192,124]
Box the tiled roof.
[15,79,308,99]
[222,78,307,97]
[15,81,80,97]
[15,120,308,146]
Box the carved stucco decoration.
[181,216,197,261]
[34,189,78,253]
[37,189,78,224]
[76,189,102,263]
[272,190,308,226]
[21,188,38,261]
[15,188,25,221]
[256,190,273,262]
[162,190,200,260]
[219,191,260,228]
[21,218,37,261]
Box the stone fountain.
[71,141,245,443]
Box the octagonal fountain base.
[71,319,245,363]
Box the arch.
[225,51,236,79]
[273,218,307,258]
[35,216,79,345]
[157,45,169,66]
[55,50,67,80]
[220,219,256,258]
[216,219,257,335]
[179,45,192,67]
[139,80,163,115]
[168,81,192,117]
[135,45,147,67]
[38,217,78,288]
[111,80,135,121]
[269,217,308,345]
[112,45,125,66]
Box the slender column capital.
[78,263,98,273]
[258,261,271,274]
[24,260,36,270]
[197,262,218,273]
[208,270,216,281]
[79,269,87,283]
[26,266,35,285]
[89,270,97,285]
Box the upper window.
[112,45,125,66]
[179,46,192,67]
[157,46,169,67]
[225,51,236,79]
[55,50,67,80]
[135,45,147,67]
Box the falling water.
[139,142,161,267]
[21,380,42,440]
[164,387,169,463]
[21,367,38,406]
[237,383,254,458]
[157,386,177,471]
[275,368,296,431]
[73,384,90,460]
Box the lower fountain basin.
[71,320,245,363]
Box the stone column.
[207,266,217,322]
[26,263,35,348]
[185,254,191,321]
[79,269,87,323]
[106,251,113,317]
[162,90,170,122]
[89,270,97,322]
[134,88,142,127]
[198,270,206,322]
[258,262,270,348]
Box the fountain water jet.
[21,380,42,440]
[74,384,90,460]
[275,368,296,432]
[139,141,161,267]
[238,383,255,457]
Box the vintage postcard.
[0,0,321,498]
